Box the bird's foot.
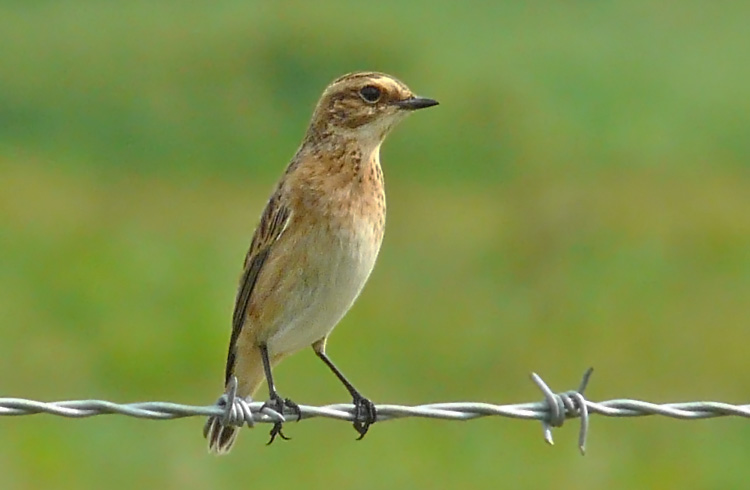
[261,395,300,445]
[352,394,377,440]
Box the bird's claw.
[352,395,377,440]
[262,395,300,445]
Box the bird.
[203,71,438,454]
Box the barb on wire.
[532,367,593,454]
[2,369,749,454]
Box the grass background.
[1,1,749,488]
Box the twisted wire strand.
[2,369,748,454]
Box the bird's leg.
[314,348,377,439]
[259,343,300,444]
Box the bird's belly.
[265,223,380,356]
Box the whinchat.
[204,71,438,454]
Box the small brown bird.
[204,71,438,453]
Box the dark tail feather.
[204,415,240,455]
[204,348,268,454]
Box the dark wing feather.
[224,193,291,383]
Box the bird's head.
[307,71,438,150]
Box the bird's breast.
[263,199,384,356]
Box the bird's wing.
[225,191,292,384]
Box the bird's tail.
[204,415,241,455]
[204,347,267,455]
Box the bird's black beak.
[396,96,439,110]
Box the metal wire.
[2,368,748,454]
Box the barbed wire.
[1,368,748,454]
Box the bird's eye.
[359,85,382,103]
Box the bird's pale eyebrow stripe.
[328,72,411,97]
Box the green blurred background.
[1,1,749,488]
